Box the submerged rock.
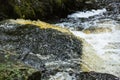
[83,27,112,34]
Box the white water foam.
[49,72,76,80]
[55,8,120,77]
[68,8,107,19]
[71,19,120,77]
[55,8,107,30]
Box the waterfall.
[54,3,120,77]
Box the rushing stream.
[71,19,120,76]
[0,0,120,80]
[51,5,120,79]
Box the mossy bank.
[0,0,97,21]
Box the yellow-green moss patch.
[11,19,71,34]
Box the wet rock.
[0,19,82,72]
[0,0,97,21]
[78,72,119,80]
[96,0,120,19]
[39,70,120,80]
[27,71,41,80]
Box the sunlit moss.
[11,19,71,34]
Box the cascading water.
[71,19,120,76]
[54,1,120,78]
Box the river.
[49,6,120,79]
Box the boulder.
[0,19,82,72]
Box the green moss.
[0,49,37,80]
[9,0,35,19]
[20,1,35,18]
[0,62,37,80]
[14,6,22,18]
[55,0,62,7]
[49,0,63,8]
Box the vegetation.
[0,62,37,80]
[0,0,96,21]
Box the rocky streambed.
[0,0,120,79]
[0,19,119,80]
[53,0,120,79]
